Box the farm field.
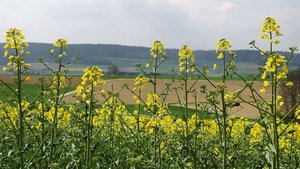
[0,74,270,119]
[0,15,300,169]
[62,78,270,119]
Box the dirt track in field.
[0,74,271,119]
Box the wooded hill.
[0,43,298,72]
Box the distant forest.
[0,43,299,68]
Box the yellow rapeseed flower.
[213,63,217,70]
[4,28,31,71]
[263,80,270,87]
[286,81,294,87]
[76,66,105,102]
[25,76,30,81]
[178,45,194,60]
[260,17,282,40]
[261,72,267,79]
[2,67,8,72]
[216,38,231,53]
[54,39,68,48]
[178,45,195,73]
[217,53,224,59]
[150,40,165,59]
[133,75,148,91]
[260,88,266,93]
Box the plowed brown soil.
[0,74,271,119]
[63,79,270,119]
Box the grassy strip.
[0,83,75,102]
[125,104,216,119]
[102,75,263,81]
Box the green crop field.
[0,83,74,102]
[125,104,215,119]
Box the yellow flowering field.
[0,17,300,169]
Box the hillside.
[0,43,299,74]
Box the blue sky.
[0,0,299,50]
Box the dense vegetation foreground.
[0,17,300,168]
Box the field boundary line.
[62,79,131,97]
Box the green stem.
[13,35,24,169]
[87,84,94,168]
[185,58,189,149]
[154,49,158,165]
[158,129,162,169]
[109,92,115,166]
[50,45,63,164]
[194,92,198,169]
[84,103,88,167]
[17,54,24,169]
[222,51,227,169]
[136,85,141,153]
[154,56,158,94]
[40,80,47,166]
[154,125,157,165]
[270,33,279,169]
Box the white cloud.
[217,2,238,12]
[0,0,299,50]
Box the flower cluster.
[215,39,237,73]
[49,39,68,57]
[51,74,67,89]
[145,92,160,106]
[133,75,148,91]
[178,45,195,73]
[44,106,72,128]
[224,90,240,107]
[133,75,149,104]
[275,95,284,111]
[0,104,18,126]
[144,93,167,118]
[150,40,166,59]
[94,98,126,129]
[4,28,29,57]
[75,66,105,102]
[3,28,31,80]
[54,39,68,48]
[259,18,291,92]
[216,39,231,54]
[260,17,282,44]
